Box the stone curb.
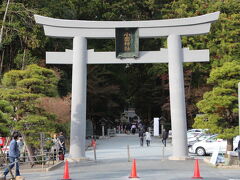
[46,161,64,171]
[203,157,240,169]
[16,161,64,174]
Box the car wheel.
[196,147,206,156]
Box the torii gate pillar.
[168,35,188,159]
[70,36,87,159]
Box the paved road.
[16,134,240,179]
[86,134,171,160]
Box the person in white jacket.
[145,130,151,147]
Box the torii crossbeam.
[35,11,219,161]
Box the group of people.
[0,131,66,179]
[121,122,145,135]
[138,128,169,147]
[51,132,66,160]
[138,128,151,146]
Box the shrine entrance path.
[86,134,170,161]
[22,134,240,180]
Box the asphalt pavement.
[14,134,240,179]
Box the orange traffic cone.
[62,160,71,180]
[129,159,139,179]
[192,159,203,179]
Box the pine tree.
[0,64,59,149]
[0,100,13,136]
[193,61,240,151]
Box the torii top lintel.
[34,11,219,39]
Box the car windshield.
[206,135,219,141]
[198,135,210,141]
[188,132,201,137]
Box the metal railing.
[0,151,64,170]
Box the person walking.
[145,130,151,147]
[17,136,25,162]
[51,134,61,160]
[126,124,131,134]
[58,132,66,155]
[131,124,136,134]
[139,129,144,146]
[162,129,168,147]
[1,132,21,178]
[138,123,143,131]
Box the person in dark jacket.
[139,129,144,146]
[3,132,20,178]
[162,129,168,147]
[58,132,66,155]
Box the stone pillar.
[69,36,87,159]
[167,34,188,160]
[153,117,160,136]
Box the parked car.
[187,132,202,139]
[188,133,212,147]
[168,129,204,139]
[187,129,205,133]
[189,135,239,156]
[187,129,208,139]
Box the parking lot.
[187,129,240,157]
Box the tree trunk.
[0,0,11,44]
[22,48,26,70]
[226,138,233,151]
[0,50,5,76]
[0,0,10,76]
[21,134,35,166]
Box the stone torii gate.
[35,11,219,160]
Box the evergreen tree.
[0,64,59,148]
[193,61,240,151]
[0,100,13,136]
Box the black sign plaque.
[116,28,139,59]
